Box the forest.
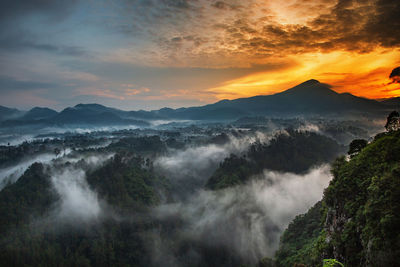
[0,114,398,266]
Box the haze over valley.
[1,0,400,266]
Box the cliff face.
[275,130,400,267]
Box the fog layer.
[150,165,332,266]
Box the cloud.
[50,167,101,221]
[153,131,275,200]
[0,0,79,26]
[0,33,88,56]
[0,75,58,91]
[0,153,62,190]
[1,0,399,109]
[48,153,114,221]
[150,165,332,266]
[101,0,400,67]
[0,0,87,59]
[389,66,400,84]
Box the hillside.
[21,107,58,120]
[206,130,343,190]
[275,129,400,266]
[0,106,23,121]
[381,96,400,108]
[0,153,168,266]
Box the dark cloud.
[131,0,400,60]
[0,0,83,57]
[364,0,400,48]
[244,0,400,54]
[102,0,400,66]
[389,67,400,84]
[0,76,56,91]
[211,1,241,10]
[0,37,87,56]
[0,0,79,26]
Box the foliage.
[275,202,323,267]
[207,130,343,190]
[0,153,169,266]
[86,153,169,209]
[108,136,166,155]
[323,259,344,267]
[0,163,55,235]
[347,139,367,158]
[385,110,400,131]
[275,129,400,266]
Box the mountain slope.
[51,104,150,126]
[0,80,391,125]
[275,129,400,266]
[206,130,343,190]
[0,106,23,121]
[21,107,58,120]
[381,96,400,107]
[156,80,386,120]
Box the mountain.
[0,80,393,126]
[21,107,58,120]
[72,104,163,120]
[52,104,150,126]
[154,80,386,120]
[0,106,23,121]
[381,96,400,107]
[0,104,150,127]
[275,130,400,266]
[206,130,343,190]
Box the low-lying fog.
[0,116,383,266]
[150,166,331,266]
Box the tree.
[323,259,344,267]
[54,148,61,156]
[385,111,400,132]
[348,139,367,158]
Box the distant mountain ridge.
[153,79,389,119]
[0,80,396,126]
[0,106,24,121]
[380,96,400,107]
[21,107,58,120]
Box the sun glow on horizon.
[206,49,400,100]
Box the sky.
[0,0,399,111]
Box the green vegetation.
[385,110,400,131]
[108,136,166,155]
[347,139,367,158]
[323,259,344,267]
[0,153,168,266]
[275,202,323,266]
[207,130,343,190]
[275,129,400,266]
[87,153,169,209]
[0,163,55,235]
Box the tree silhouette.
[385,111,400,132]
[348,139,367,158]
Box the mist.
[0,151,72,190]
[47,153,114,222]
[149,165,332,266]
[154,131,272,194]
[50,168,102,221]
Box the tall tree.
[385,111,400,132]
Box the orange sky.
[207,49,400,100]
[1,0,400,110]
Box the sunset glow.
[0,0,399,110]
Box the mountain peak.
[279,79,335,96]
[74,103,106,109]
[299,79,320,86]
